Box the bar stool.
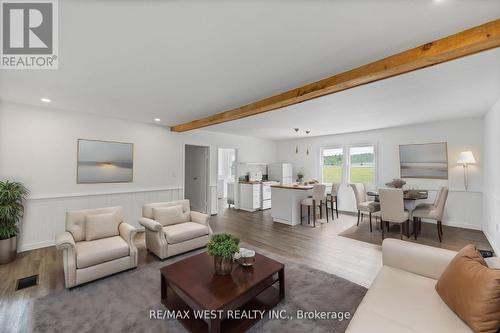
[326,183,340,220]
[300,184,327,227]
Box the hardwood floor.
[339,214,493,252]
[0,205,494,332]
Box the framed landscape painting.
[77,139,134,183]
[399,142,448,179]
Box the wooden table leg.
[161,274,168,303]
[279,267,285,300]
[208,318,221,333]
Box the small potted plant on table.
[207,233,240,276]
[0,180,29,264]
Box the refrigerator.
[268,163,293,184]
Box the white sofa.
[55,206,138,288]
[139,199,212,259]
[347,239,494,333]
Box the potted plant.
[0,181,29,264]
[207,233,240,276]
[296,168,305,183]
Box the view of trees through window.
[321,148,343,184]
[349,146,375,183]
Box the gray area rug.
[33,248,366,333]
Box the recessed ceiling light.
[154,118,161,122]
[41,98,51,103]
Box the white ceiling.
[208,48,500,139]
[1,0,499,139]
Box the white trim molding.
[18,187,183,252]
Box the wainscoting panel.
[483,193,500,254]
[334,185,483,230]
[19,188,183,252]
[209,185,218,215]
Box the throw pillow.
[436,244,500,333]
[85,212,120,241]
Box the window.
[348,145,375,184]
[321,147,344,184]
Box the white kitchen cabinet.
[239,183,261,212]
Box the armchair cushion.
[153,205,188,226]
[85,212,120,241]
[163,222,209,244]
[75,236,129,269]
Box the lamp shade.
[457,151,476,165]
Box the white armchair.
[139,199,212,259]
[55,206,138,288]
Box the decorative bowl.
[234,248,256,267]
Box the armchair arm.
[119,223,137,245]
[55,231,76,250]
[382,239,456,280]
[191,211,210,226]
[138,217,162,232]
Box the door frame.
[215,147,238,213]
[183,144,210,214]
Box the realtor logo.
[1,0,58,69]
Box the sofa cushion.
[76,236,129,269]
[347,266,472,333]
[436,245,500,333]
[84,212,120,241]
[153,205,189,226]
[163,222,209,244]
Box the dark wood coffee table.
[160,252,285,333]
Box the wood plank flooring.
[0,205,494,332]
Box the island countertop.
[271,184,314,190]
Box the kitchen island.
[271,184,313,226]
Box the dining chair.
[379,188,410,240]
[350,183,380,232]
[415,186,443,210]
[301,184,327,227]
[412,187,449,242]
[326,183,340,219]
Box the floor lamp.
[457,151,476,191]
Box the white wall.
[276,117,484,230]
[0,101,277,250]
[483,98,500,254]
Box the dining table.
[366,189,429,219]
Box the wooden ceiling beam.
[171,19,500,132]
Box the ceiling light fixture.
[305,130,311,156]
[294,128,299,154]
[40,98,51,103]
[154,118,161,122]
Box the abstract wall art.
[399,142,448,179]
[77,139,134,183]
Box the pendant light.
[305,130,311,156]
[294,128,299,154]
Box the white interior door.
[185,145,208,213]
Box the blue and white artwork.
[399,143,448,179]
[77,139,133,183]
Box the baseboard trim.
[19,240,55,252]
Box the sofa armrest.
[139,217,162,232]
[119,223,137,245]
[382,239,456,280]
[191,211,209,226]
[55,231,76,250]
